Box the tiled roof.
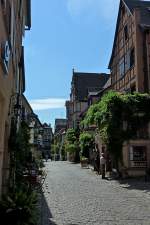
[55,119,67,125]
[72,72,110,101]
[124,0,150,12]
[103,77,111,89]
[124,0,150,25]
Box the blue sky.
[24,0,120,128]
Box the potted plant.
[80,156,89,168]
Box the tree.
[65,128,77,143]
[79,132,94,158]
[65,128,80,162]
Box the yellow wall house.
[0,0,31,197]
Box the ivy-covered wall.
[82,91,150,165]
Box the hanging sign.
[1,41,11,74]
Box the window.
[137,124,149,139]
[124,25,128,41]
[130,146,147,161]
[77,102,81,112]
[131,84,136,94]
[130,48,135,68]
[119,57,125,77]
[125,50,130,72]
[124,48,135,73]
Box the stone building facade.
[66,70,109,129]
[54,119,67,134]
[21,95,44,159]
[41,123,53,159]
[0,0,31,196]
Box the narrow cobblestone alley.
[39,161,150,225]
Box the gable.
[72,73,110,101]
[109,0,150,69]
[108,0,132,69]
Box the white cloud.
[67,0,119,21]
[29,98,67,111]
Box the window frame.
[129,146,147,162]
[124,25,129,42]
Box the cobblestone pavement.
[40,161,150,225]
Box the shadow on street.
[38,190,58,225]
[116,177,150,193]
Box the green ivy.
[79,132,94,158]
[2,120,39,225]
[9,121,33,189]
[65,128,80,162]
[65,143,78,153]
[82,91,150,164]
[65,128,77,143]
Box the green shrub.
[79,132,94,158]
[65,143,78,153]
[0,189,37,225]
[82,91,150,165]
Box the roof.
[125,0,150,25]
[22,94,33,113]
[88,91,100,96]
[108,0,150,68]
[55,119,67,129]
[33,114,42,127]
[55,118,67,124]
[72,72,110,101]
[124,0,150,13]
[43,123,52,128]
[103,77,111,89]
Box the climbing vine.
[79,132,94,158]
[65,128,80,162]
[0,120,39,225]
[65,128,78,153]
[82,91,150,163]
[9,120,33,189]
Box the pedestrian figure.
[96,152,100,174]
[106,154,112,177]
[94,144,100,174]
[100,153,106,179]
[45,154,48,162]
